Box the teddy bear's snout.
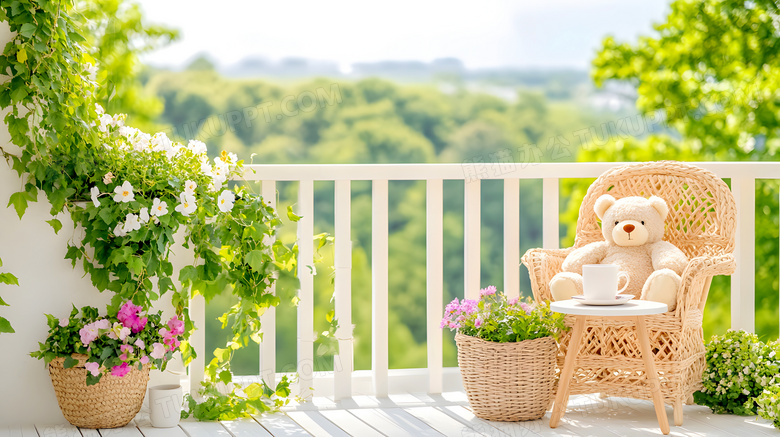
[623,224,635,233]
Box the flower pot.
[48,354,150,428]
[148,384,183,428]
[455,333,557,421]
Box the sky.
[136,0,670,70]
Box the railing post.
[731,177,755,333]
[188,293,205,396]
[260,180,277,388]
[297,180,315,398]
[426,179,444,394]
[464,179,481,299]
[372,179,389,396]
[543,178,559,249]
[333,180,353,400]
[504,178,520,298]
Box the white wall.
[0,21,187,425]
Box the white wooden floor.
[8,392,777,437]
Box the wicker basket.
[48,354,150,429]
[456,333,557,421]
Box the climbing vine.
[0,0,332,419]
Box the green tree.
[77,0,178,130]
[574,0,780,340]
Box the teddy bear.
[549,194,688,311]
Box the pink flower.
[480,285,497,296]
[111,362,130,377]
[94,319,110,330]
[459,299,478,315]
[439,319,447,329]
[164,336,180,352]
[58,318,68,328]
[120,344,134,354]
[117,301,147,333]
[519,302,533,315]
[445,298,460,314]
[150,342,166,360]
[167,315,185,336]
[84,362,100,377]
[79,325,99,345]
[508,297,519,305]
[134,339,145,349]
[475,318,483,328]
[119,353,128,361]
[140,355,149,365]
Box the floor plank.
[406,406,489,436]
[220,418,272,437]
[178,421,231,437]
[252,413,311,436]
[286,411,350,437]
[348,408,444,437]
[133,416,188,437]
[98,424,144,437]
[317,410,384,437]
[2,425,39,437]
[34,424,81,437]
[440,405,546,437]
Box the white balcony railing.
[188,161,776,400]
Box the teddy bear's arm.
[648,241,689,275]
[561,241,609,274]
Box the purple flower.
[445,298,460,314]
[519,302,533,315]
[459,299,478,315]
[480,285,497,296]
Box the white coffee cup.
[583,264,630,300]
[149,384,183,428]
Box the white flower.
[187,140,208,155]
[184,180,198,195]
[113,223,127,237]
[108,322,131,341]
[151,132,172,154]
[150,198,168,217]
[175,193,197,216]
[103,172,115,184]
[139,207,149,224]
[113,181,135,203]
[97,113,114,132]
[112,114,125,128]
[129,131,152,152]
[218,190,235,213]
[84,63,98,80]
[210,163,228,188]
[123,213,141,233]
[95,103,105,116]
[90,186,100,208]
[215,150,238,166]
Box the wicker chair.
[521,161,736,426]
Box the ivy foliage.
[0,256,19,333]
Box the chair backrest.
[574,161,736,259]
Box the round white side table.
[549,299,670,435]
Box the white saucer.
[571,294,635,306]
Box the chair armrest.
[521,247,573,302]
[676,254,736,316]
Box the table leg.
[550,316,586,428]
[635,316,670,435]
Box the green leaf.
[86,373,102,386]
[244,250,265,271]
[219,370,232,384]
[63,355,78,369]
[46,219,62,234]
[0,273,19,286]
[16,48,27,63]
[287,206,301,222]
[0,317,13,333]
[7,191,29,219]
[19,23,36,38]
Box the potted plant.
[31,301,184,428]
[441,286,566,421]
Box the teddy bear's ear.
[648,196,669,220]
[594,194,616,219]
